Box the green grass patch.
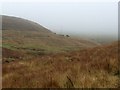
[2,43,17,50]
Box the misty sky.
[2,2,118,38]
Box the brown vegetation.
[2,15,119,88]
[2,41,120,88]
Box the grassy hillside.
[2,41,120,88]
[2,15,119,88]
[2,15,99,56]
[2,15,51,32]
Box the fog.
[2,2,118,40]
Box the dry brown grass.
[2,42,120,88]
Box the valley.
[2,15,120,88]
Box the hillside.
[2,15,119,88]
[2,41,119,88]
[2,15,99,56]
[2,15,51,32]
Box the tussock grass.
[2,42,120,88]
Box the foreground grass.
[2,42,120,88]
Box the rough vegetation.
[2,41,120,88]
[2,15,119,88]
